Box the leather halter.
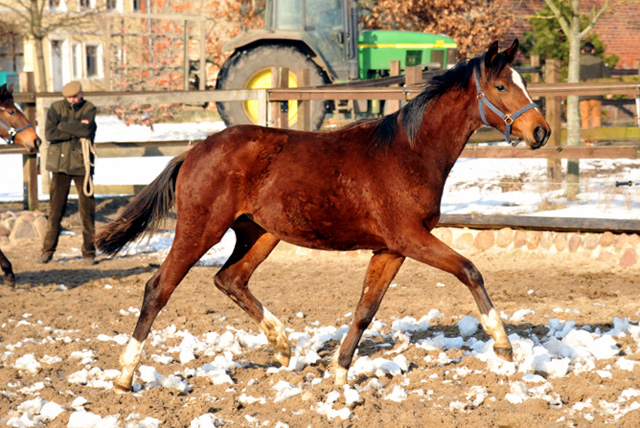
[0,106,33,145]
[474,67,538,146]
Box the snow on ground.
[5,300,640,426]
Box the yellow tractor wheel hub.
[244,69,299,127]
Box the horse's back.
[177,123,387,251]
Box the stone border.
[2,210,639,267]
[0,210,47,244]
[275,227,640,268]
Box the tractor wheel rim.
[244,69,299,126]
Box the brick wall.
[506,0,640,69]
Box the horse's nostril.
[534,126,550,146]
[34,137,42,148]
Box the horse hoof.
[494,345,514,362]
[113,381,132,394]
[274,351,290,368]
[3,274,15,288]
[334,366,347,387]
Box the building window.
[79,0,90,9]
[133,0,141,12]
[106,0,117,10]
[71,43,82,80]
[85,45,99,77]
[48,0,67,11]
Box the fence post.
[544,59,562,188]
[386,60,401,113]
[405,65,422,99]
[296,68,311,131]
[271,67,289,128]
[19,71,38,210]
[183,20,189,90]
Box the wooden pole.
[183,20,189,90]
[386,60,401,113]
[296,68,311,131]
[19,72,38,210]
[545,59,562,188]
[271,67,289,128]
[198,18,205,90]
[405,65,422,90]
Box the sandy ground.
[1,197,640,427]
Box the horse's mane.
[371,50,510,149]
[0,84,13,103]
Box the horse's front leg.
[0,248,15,288]
[334,250,405,386]
[398,229,513,361]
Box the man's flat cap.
[62,81,82,97]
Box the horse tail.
[94,151,188,256]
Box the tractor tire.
[215,45,329,130]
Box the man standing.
[40,81,97,265]
[579,41,610,132]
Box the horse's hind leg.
[114,226,228,392]
[0,249,15,288]
[334,250,405,386]
[402,231,513,362]
[213,218,288,365]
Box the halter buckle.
[503,114,513,125]
[477,92,485,100]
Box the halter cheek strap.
[0,109,33,145]
[474,68,538,146]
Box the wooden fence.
[5,65,640,232]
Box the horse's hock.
[0,210,47,243]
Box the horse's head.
[0,84,41,153]
[475,39,550,149]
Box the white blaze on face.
[510,68,536,106]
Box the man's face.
[65,92,83,105]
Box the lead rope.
[81,137,96,197]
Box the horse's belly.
[250,202,385,252]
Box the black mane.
[0,84,13,103]
[372,50,510,149]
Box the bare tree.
[0,0,101,91]
[542,0,613,199]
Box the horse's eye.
[496,85,506,92]
[8,110,15,115]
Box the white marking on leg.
[259,307,290,365]
[334,366,347,386]
[115,338,145,392]
[481,308,510,348]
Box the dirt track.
[1,200,640,427]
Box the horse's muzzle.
[531,125,550,149]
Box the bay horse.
[96,39,550,392]
[0,84,41,287]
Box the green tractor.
[215,0,457,129]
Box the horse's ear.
[8,84,14,94]
[503,39,519,64]
[484,41,500,70]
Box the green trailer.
[215,0,457,129]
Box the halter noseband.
[0,107,33,145]
[474,67,538,146]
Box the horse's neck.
[415,88,481,166]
